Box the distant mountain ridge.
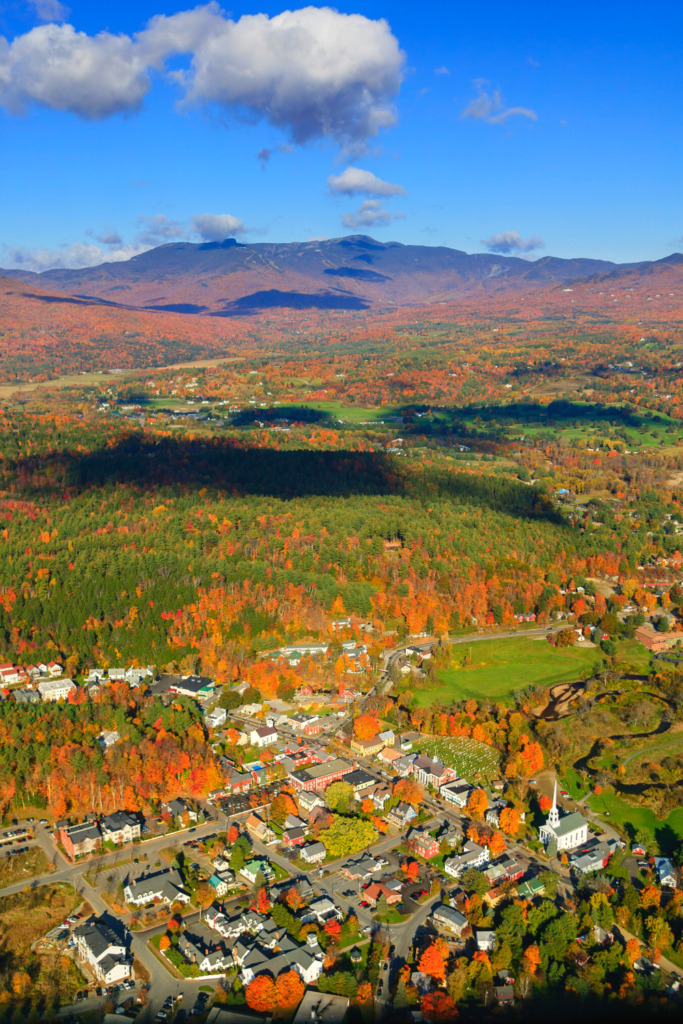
[2,235,681,314]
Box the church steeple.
[547,780,560,827]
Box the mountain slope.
[4,235,675,314]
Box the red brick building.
[61,821,102,860]
[289,757,353,792]
[407,827,440,859]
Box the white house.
[46,661,63,677]
[100,730,120,748]
[654,857,678,888]
[476,929,496,952]
[538,782,589,852]
[441,780,473,808]
[300,842,326,864]
[73,919,131,984]
[206,707,227,730]
[38,678,76,702]
[100,811,140,845]
[444,840,489,879]
[123,869,190,907]
[250,726,278,748]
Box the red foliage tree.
[353,714,379,740]
[418,943,446,981]
[421,991,458,1023]
[275,970,305,1010]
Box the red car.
[359,900,370,908]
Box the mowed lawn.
[589,790,683,845]
[415,637,603,704]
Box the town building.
[205,707,227,730]
[123,869,190,906]
[240,859,276,885]
[12,688,41,704]
[61,820,102,860]
[440,780,473,807]
[297,790,325,816]
[344,768,376,794]
[100,811,141,845]
[363,882,400,907]
[166,674,215,700]
[386,802,417,828]
[444,840,489,878]
[411,754,457,788]
[538,782,589,852]
[432,905,468,936]
[350,736,384,757]
[289,757,353,792]
[162,798,198,822]
[38,678,76,702]
[73,919,131,984]
[406,826,440,859]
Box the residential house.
[205,707,227,730]
[123,869,190,907]
[517,877,546,900]
[485,800,508,828]
[411,754,457,789]
[379,729,395,745]
[407,827,440,860]
[300,897,343,926]
[283,827,306,848]
[483,885,516,910]
[38,678,76,702]
[341,854,381,881]
[654,857,678,888]
[437,822,462,848]
[240,703,263,717]
[100,730,120,748]
[378,747,403,765]
[290,713,324,735]
[47,661,63,676]
[350,736,384,757]
[245,814,275,843]
[12,688,40,704]
[292,992,350,1024]
[569,840,615,875]
[100,811,140,845]
[370,785,391,810]
[300,842,326,865]
[61,821,102,860]
[284,814,307,830]
[444,840,489,879]
[289,757,353,792]
[225,767,252,794]
[162,798,198,822]
[297,790,325,816]
[476,929,496,952]
[364,882,400,908]
[74,919,131,984]
[386,802,417,829]
[393,755,417,776]
[0,665,22,685]
[238,929,324,986]
[240,859,275,885]
[432,905,468,937]
[208,875,231,898]
[440,780,473,808]
[399,731,422,750]
[498,857,523,882]
[250,726,278,748]
[179,925,231,973]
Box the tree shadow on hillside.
[11,435,564,523]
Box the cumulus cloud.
[480,231,545,254]
[1,240,148,273]
[29,0,71,21]
[434,66,449,75]
[341,199,405,229]
[0,4,404,146]
[1,207,251,273]
[190,213,247,240]
[461,83,537,124]
[327,166,406,197]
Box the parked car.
[359,900,370,908]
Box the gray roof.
[549,810,588,838]
[75,919,125,958]
[433,905,468,929]
[101,811,138,832]
[65,821,101,843]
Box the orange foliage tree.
[498,807,519,836]
[394,778,423,807]
[421,991,457,1023]
[275,970,305,1010]
[466,789,488,818]
[353,714,379,740]
[246,975,277,1013]
[418,943,447,982]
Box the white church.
[539,781,589,852]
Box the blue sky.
[0,0,681,270]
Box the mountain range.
[3,236,682,315]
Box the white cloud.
[1,240,149,273]
[0,4,404,145]
[0,209,251,272]
[341,199,405,229]
[327,166,406,197]
[461,83,537,125]
[480,231,545,254]
[29,0,71,21]
[434,66,449,75]
[190,213,247,240]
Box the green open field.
[416,636,603,704]
[588,790,683,848]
